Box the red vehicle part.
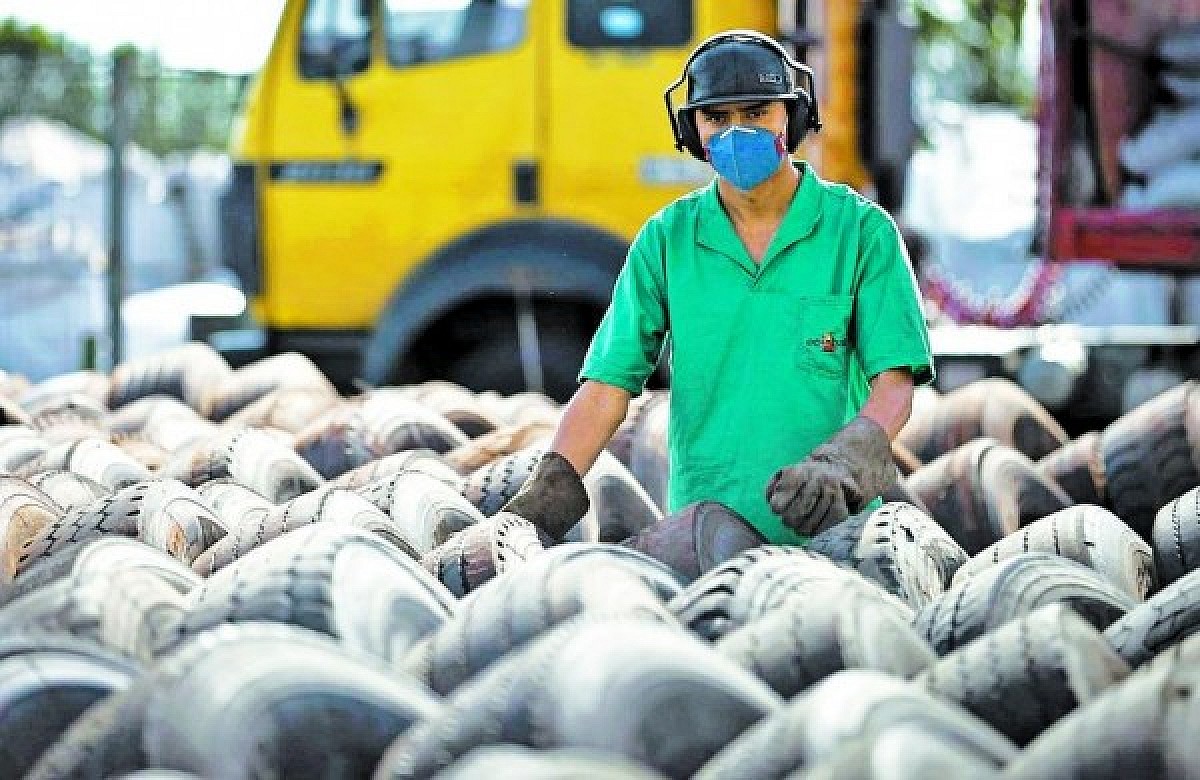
[1040,0,1200,272]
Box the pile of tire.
[1,344,1200,778]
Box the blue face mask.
[705,125,787,191]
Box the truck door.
[262,0,536,331]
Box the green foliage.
[913,0,1035,109]
[0,18,246,155]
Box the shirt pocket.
[796,294,854,378]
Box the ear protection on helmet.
[664,30,822,161]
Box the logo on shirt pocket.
[797,297,853,377]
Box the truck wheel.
[919,603,1130,746]
[447,325,588,405]
[916,552,1136,656]
[952,504,1156,601]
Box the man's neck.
[717,161,801,225]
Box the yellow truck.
[219,0,916,399]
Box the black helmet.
[664,29,822,160]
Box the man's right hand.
[501,450,591,541]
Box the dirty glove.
[765,416,898,536]
[501,451,590,541]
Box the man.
[504,30,933,545]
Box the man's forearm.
[857,368,915,440]
[550,380,633,476]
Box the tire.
[0,566,189,662]
[952,504,1156,601]
[193,478,273,532]
[200,351,336,422]
[357,471,484,554]
[358,390,470,455]
[442,420,555,476]
[694,670,1017,779]
[1002,637,1200,779]
[808,502,966,609]
[715,578,935,698]
[797,724,1003,780]
[0,646,139,776]
[375,618,782,779]
[907,439,1073,555]
[107,342,232,412]
[627,391,670,513]
[159,426,324,504]
[584,450,663,544]
[919,603,1130,746]
[1101,381,1200,541]
[222,386,339,435]
[19,437,153,491]
[173,524,454,663]
[1152,485,1200,587]
[1037,431,1107,506]
[26,392,109,439]
[668,546,842,641]
[0,536,201,607]
[331,450,463,491]
[0,476,63,584]
[0,425,50,473]
[435,746,669,779]
[420,512,546,597]
[106,396,203,437]
[621,501,765,582]
[15,479,227,581]
[1105,565,1200,667]
[445,320,588,404]
[26,470,112,513]
[915,552,1137,656]
[401,544,678,695]
[25,623,422,780]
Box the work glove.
[765,416,898,537]
[501,451,591,542]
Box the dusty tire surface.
[621,501,765,583]
[1152,485,1200,587]
[1105,566,1200,667]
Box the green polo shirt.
[580,163,934,545]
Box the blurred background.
[0,0,1197,433]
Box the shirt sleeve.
[577,223,669,395]
[853,214,935,386]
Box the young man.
[504,30,933,545]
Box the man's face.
[694,100,789,152]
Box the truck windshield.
[384,0,530,67]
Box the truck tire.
[357,471,484,554]
[402,545,677,695]
[620,501,764,582]
[0,536,201,607]
[694,670,1016,779]
[159,426,324,504]
[26,392,109,438]
[0,426,50,473]
[435,746,668,779]
[24,624,415,780]
[1152,485,1200,586]
[1105,565,1200,667]
[446,322,588,405]
[797,724,1002,780]
[585,451,663,544]
[375,618,782,780]
[19,437,153,491]
[668,546,840,640]
[1002,636,1200,778]
[916,552,1136,656]
[1101,381,1200,541]
[0,646,139,776]
[107,342,231,412]
[808,502,966,608]
[951,504,1155,601]
[107,396,207,437]
[222,386,339,435]
[420,512,545,597]
[193,478,273,531]
[919,603,1130,746]
[715,578,935,698]
[173,524,454,663]
[442,420,555,475]
[611,390,670,513]
[1037,431,1107,506]
[907,439,1073,555]
[200,351,336,422]
[331,450,463,491]
[0,476,63,584]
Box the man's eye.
[702,113,727,123]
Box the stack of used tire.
[1119,24,1200,209]
[0,344,1199,778]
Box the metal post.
[108,51,133,368]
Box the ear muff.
[665,30,822,162]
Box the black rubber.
[358,470,484,554]
[715,577,935,698]
[375,618,782,779]
[808,502,967,609]
[1037,431,1107,507]
[1101,381,1200,541]
[621,501,766,583]
[169,524,455,664]
[420,512,546,597]
[158,426,324,504]
[1152,485,1200,587]
[694,669,1017,779]
[915,552,1137,656]
[920,603,1130,746]
[107,342,232,412]
[952,504,1156,601]
[201,351,335,422]
[1105,565,1200,668]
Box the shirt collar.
[696,161,825,271]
